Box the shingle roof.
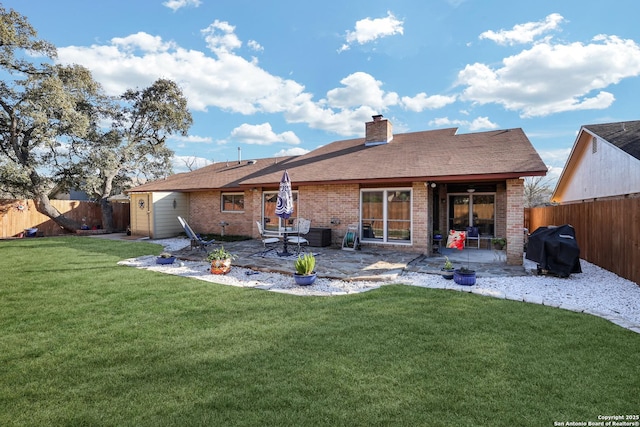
[127,156,297,193]
[584,120,640,161]
[128,127,547,192]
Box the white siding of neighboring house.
[152,192,190,239]
[558,134,640,203]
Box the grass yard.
[1,237,638,426]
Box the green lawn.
[1,237,638,426]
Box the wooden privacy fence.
[0,199,130,238]
[525,198,640,285]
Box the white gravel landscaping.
[119,238,640,333]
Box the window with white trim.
[361,189,412,243]
[221,193,244,212]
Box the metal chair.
[256,221,281,256]
[177,216,215,250]
[287,218,311,253]
[466,226,480,249]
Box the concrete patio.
[109,234,533,282]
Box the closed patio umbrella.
[275,170,294,255]
[275,170,294,220]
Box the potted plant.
[293,253,317,286]
[206,246,236,274]
[156,252,176,265]
[441,256,454,279]
[454,266,476,286]
[433,230,443,240]
[491,237,506,250]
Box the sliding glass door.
[448,194,495,236]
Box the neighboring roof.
[551,120,640,203]
[128,127,547,193]
[583,120,640,161]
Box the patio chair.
[177,216,215,251]
[465,226,480,249]
[287,218,311,253]
[256,221,281,256]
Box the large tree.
[75,79,192,231]
[0,57,105,231]
[0,7,193,232]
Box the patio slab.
[169,238,532,281]
[90,233,533,281]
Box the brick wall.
[186,180,520,258]
[495,182,507,239]
[190,190,257,237]
[299,184,360,246]
[505,178,524,265]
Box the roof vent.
[365,115,393,146]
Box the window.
[361,189,411,244]
[221,193,244,212]
[262,191,298,232]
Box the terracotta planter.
[210,258,232,274]
[293,272,317,286]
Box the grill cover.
[525,225,582,277]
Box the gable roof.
[127,156,297,193]
[128,126,547,193]
[583,120,640,161]
[552,120,640,203]
[243,127,546,186]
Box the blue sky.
[8,0,640,181]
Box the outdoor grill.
[525,224,582,278]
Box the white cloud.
[202,20,242,54]
[247,40,263,52]
[457,35,640,117]
[112,32,176,53]
[55,22,445,139]
[537,147,572,168]
[429,116,499,131]
[274,147,309,157]
[230,123,301,145]
[479,13,565,46]
[163,0,201,12]
[339,11,404,52]
[172,134,213,145]
[401,93,457,112]
[325,72,399,110]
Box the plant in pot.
[491,237,506,250]
[433,230,443,240]
[454,266,476,286]
[293,253,317,286]
[450,231,476,286]
[441,256,454,280]
[156,252,176,265]
[206,246,236,275]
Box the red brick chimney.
[365,114,393,146]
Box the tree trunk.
[98,172,118,232]
[100,197,114,232]
[33,193,81,233]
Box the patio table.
[278,227,299,256]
